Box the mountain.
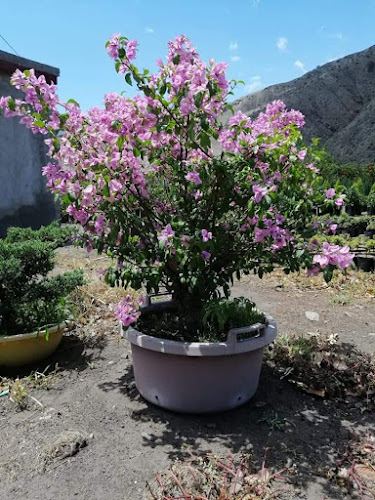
[225,45,375,165]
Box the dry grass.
[0,367,59,411]
[54,247,135,330]
[246,267,375,301]
[328,433,375,499]
[267,333,375,409]
[148,451,294,500]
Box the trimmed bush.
[6,221,77,248]
[0,239,83,336]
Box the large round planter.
[0,323,67,368]
[123,313,277,413]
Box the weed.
[328,433,375,499]
[147,450,292,499]
[329,293,353,306]
[267,333,375,409]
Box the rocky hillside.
[227,45,375,164]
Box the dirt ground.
[0,246,374,500]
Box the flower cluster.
[115,295,143,327]
[0,33,354,333]
[309,242,354,275]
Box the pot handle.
[226,323,267,345]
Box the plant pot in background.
[354,256,375,272]
[0,323,67,368]
[122,302,277,413]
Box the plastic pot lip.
[122,316,277,357]
[0,321,69,342]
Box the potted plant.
[0,235,83,367]
[0,34,353,410]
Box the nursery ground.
[0,246,374,500]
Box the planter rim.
[0,321,69,342]
[123,316,277,357]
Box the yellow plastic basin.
[0,323,66,367]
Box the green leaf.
[67,98,80,107]
[172,54,180,65]
[125,73,133,86]
[7,98,15,112]
[160,83,167,95]
[34,119,45,128]
[117,135,124,149]
[199,131,211,150]
[143,87,152,97]
[194,92,204,108]
[118,48,126,59]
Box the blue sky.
[1,0,375,109]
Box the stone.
[305,311,320,321]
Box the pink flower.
[107,33,121,59]
[157,224,175,248]
[116,295,142,328]
[109,179,122,195]
[185,171,202,185]
[313,254,329,268]
[335,197,344,207]
[329,224,337,234]
[82,184,96,206]
[201,229,212,242]
[325,188,335,199]
[126,40,138,61]
[307,266,320,277]
[297,150,307,161]
[252,184,267,203]
[202,250,211,260]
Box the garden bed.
[0,245,374,500]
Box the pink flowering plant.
[0,34,354,340]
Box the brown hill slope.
[226,45,375,164]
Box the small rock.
[141,432,157,442]
[344,311,353,317]
[305,311,320,322]
[255,401,267,408]
[369,333,375,337]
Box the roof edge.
[0,49,60,82]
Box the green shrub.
[5,221,78,249]
[0,239,84,336]
[202,297,266,342]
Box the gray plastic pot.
[122,307,277,414]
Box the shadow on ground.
[99,354,373,499]
[0,332,108,378]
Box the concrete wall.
[0,71,59,237]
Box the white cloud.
[252,0,260,6]
[145,27,154,34]
[245,75,263,93]
[328,32,344,40]
[229,41,239,51]
[294,60,306,73]
[276,37,288,52]
[231,55,241,63]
